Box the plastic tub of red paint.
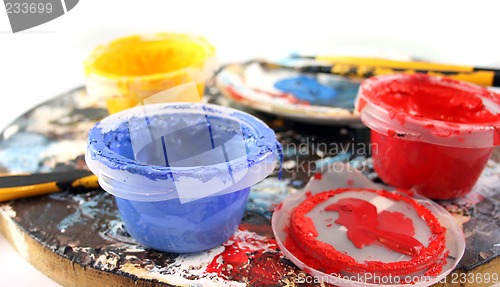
[355,74,500,199]
[85,103,281,253]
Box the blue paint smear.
[274,76,359,109]
[56,192,118,231]
[274,76,337,105]
[313,152,351,172]
[0,132,50,173]
[247,178,289,219]
[58,209,82,231]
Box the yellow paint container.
[84,33,216,114]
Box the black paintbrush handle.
[0,170,99,202]
[0,170,94,188]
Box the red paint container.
[356,74,500,199]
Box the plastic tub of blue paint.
[85,103,281,253]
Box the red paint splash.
[314,172,323,180]
[274,202,283,211]
[250,87,309,105]
[346,179,354,186]
[325,198,423,256]
[396,188,415,197]
[494,126,500,146]
[206,224,289,285]
[227,86,246,101]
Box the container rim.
[355,74,500,148]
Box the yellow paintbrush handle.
[329,64,496,87]
[0,171,99,202]
[71,174,100,189]
[0,182,60,202]
[315,56,477,72]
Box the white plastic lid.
[355,74,500,148]
[272,162,465,287]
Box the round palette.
[272,186,465,286]
[215,61,362,125]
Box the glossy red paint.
[285,188,447,276]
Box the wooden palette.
[0,82,498,286]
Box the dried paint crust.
[287,188,446,277]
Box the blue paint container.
[85,103,280,253]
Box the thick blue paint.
[0,132,50,173]
[274,75,359,109]
[115,187,250,253]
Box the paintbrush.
[0,170,99,202]
[292,55,500,73]
[260,58,500,87]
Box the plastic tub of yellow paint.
[84,33,216,114]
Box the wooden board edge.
[1,204,498,287]
[0,205,168,287]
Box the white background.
[1,0,500,286]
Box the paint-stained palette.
[216,61,362,125]
[0,82,499,287]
